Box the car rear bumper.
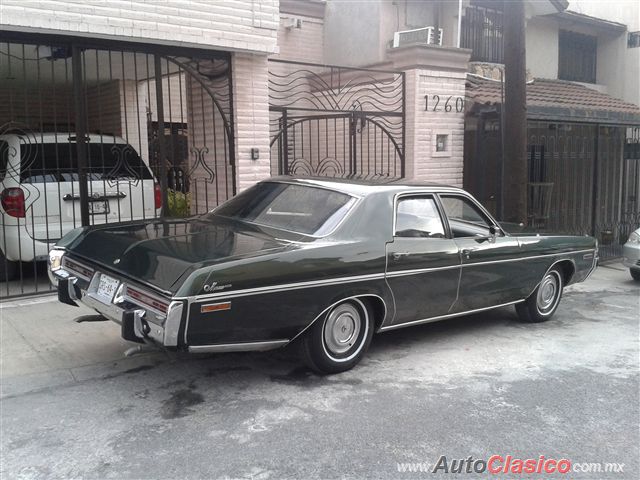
[52,264,184,348]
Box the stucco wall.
[0,0,279,54]
[525,17,559,80]
[275,12,324,63]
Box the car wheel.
[0,250,18,282]
[630,269,640,282]
[516,267,564,323]
[302,298,374,374]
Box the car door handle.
[392,252,410,260]
[461,249,471,259]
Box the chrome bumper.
[53,270,184,348]
[622,243,640,269]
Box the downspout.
[457,0,463,48]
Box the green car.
[49,177,598,374]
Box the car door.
[438,194,524,312]
[385,194,461,325]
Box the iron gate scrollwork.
[0,34,235,298]
[269,59,405,180]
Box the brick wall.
[409,70,466,187]
[232,53,271,192]
[0,0,278,54]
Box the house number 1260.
[424,95,464,113]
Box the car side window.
[440,195,493,238]
[395,197,446,238]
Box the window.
[212,182,357,236]
[629,32,640,48]
[395,197,446,238]
[440,195,493,238]
[558,30,597,84]
[19,142,153,183]
[460,3,504,63]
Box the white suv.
[0,133,161,281]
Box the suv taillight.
[1,188,26,218]
[154,183,162,210]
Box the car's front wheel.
[302,298,374,374]
[516,267,564,323]
[630,268,640,282]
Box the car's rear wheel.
[0,250,18,282]
[516,267,564,323]
[302,298,373,374]
[630,268,640,281]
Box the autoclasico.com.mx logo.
[396,455,626,475]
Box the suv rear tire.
[0,250,18,282]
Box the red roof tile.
[466,75,640,122]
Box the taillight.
[154,183,162,210]
[1,188,26,218]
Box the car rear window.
[19,141,153,183]
[212,182,357,236]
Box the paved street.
[1,264,638,479]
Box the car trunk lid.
[67,217,295,293]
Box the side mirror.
[489,225,500,236]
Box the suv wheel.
[0,250,18,282]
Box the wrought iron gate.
[269,59,405,179]
[0,34,234,298]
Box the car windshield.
[211,182,357,236]
[19,141,153,183]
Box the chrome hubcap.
[323,304,362,355]
[537,272,559,313]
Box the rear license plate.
[97,274,119,301]
[89,201,109,215]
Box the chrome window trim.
[393,193,447,237]
[211,181,363,239]
[379,299,524,332]
[392,188,503,241]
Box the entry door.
[439,194,524,312]
[386,195,461,325]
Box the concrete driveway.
[1,264,638,479]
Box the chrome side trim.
[459,249,594,268]
[188,340,289,353]
[383,249,596,280]
[386,264,459,278]
[289,294,387,343]
[178,249,596,303]
[184,273,386,302]
[379,299,524,332]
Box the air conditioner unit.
[392,27,443,48]
[285,17,303,29]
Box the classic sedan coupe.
[49,178,598,373]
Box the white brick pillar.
[388,45,471,187]
[232,52,271,192]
